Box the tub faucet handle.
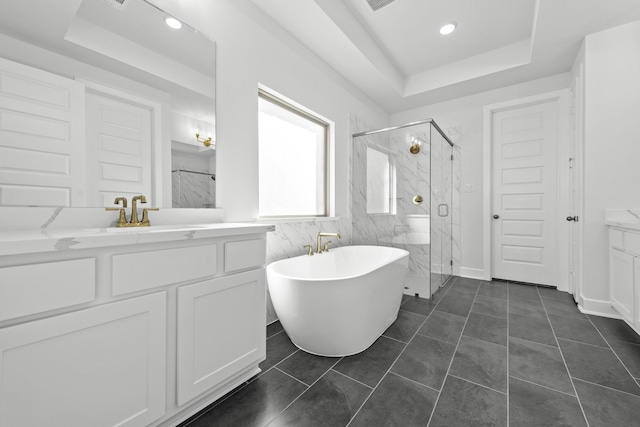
[303,244,314,256]
[323,241,332,252]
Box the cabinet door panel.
[610,248,634,323]
[0,292,166,427]
[177,270,265,405]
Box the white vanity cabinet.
[177,269,265,405]
[0,293,167,427]
[608,227,640,331]
[0,223,272,427]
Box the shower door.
[430,125,453,294]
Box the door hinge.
[450,260,453,266]
[450,154,454,161]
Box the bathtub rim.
[266,245,409,282]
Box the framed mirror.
[0,0,215,208]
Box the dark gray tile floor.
[180,277,640,426]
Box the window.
[258,90,329,217]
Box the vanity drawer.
[0,258,95,321]
[112,244,217,296]
[224,238,266,273]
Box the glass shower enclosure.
[352,119,454,298]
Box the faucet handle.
[303,244,314,256]
[323,240,332,252]
[105,198,129,227]
[140,207,159,226]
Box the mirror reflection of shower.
[352,119,454,299]
[171,146,216,208]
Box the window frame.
[257,88,331,219]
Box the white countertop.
[0,223,275,257]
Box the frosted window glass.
[366,147,390,214]
[258,95,327,217]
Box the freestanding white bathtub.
[266,245,409,357]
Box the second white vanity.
[606,209,640,334]
[0,207,274,427]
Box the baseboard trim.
[459,267,485,280]
[578,297,619,318]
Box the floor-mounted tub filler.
[266,245,409,356]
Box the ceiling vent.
[100,0,130,11]
[366,0,396,11]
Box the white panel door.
[177,270,266,406]
[491,100,558,285]
[0,57,85,206]
[85,91,152,207]
[0,292,167,427]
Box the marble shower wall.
[350,116,462,295]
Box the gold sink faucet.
[316,232,341,254]
[105,195,159,227]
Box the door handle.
[566,216,579,222]
[493,214,500,219]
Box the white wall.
[153,0,389,221]
[581,20,640,307]
[390,74,571,276]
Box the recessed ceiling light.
[439,22,457,35]
[165,16,182,30]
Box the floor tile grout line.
[538,287,591,427]
[583,315,640,389]
[555,336,612,350]
[266,329,285,340]
[508,334,560,350]
[509,374,578,398]
[274,366,311,387]
[208,347,305,425]
[570,375,640,399]
[469,308,509,321]
[268,357,344,425]
[330,367,374,390]
[426,283,481,427]
[346,307,434,427]
[447,373,508,395]
[387,371,441,394]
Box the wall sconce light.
[409,136,422,154]
[195,129,214,147]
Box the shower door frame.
[353,119,455,297]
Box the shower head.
[366,0,396,11]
